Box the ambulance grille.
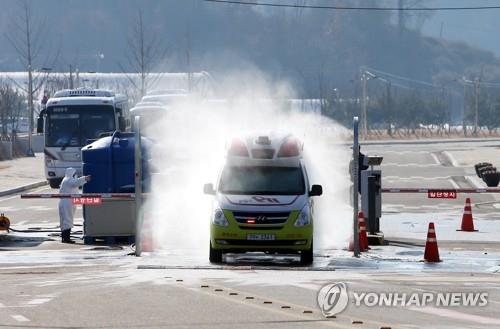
[232,212,290,224]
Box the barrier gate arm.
[20,193,137,200]
[382,188,500,193]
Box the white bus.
[37,89,129,188]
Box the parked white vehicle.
[130,105,168,136]
[38,88,129,188]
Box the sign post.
[352,117,360,257]
[134,116,143,257]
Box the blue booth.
[81,131,150,243]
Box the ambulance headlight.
[294,206,310,227]
[212,208,229,226]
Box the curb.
[0,181,48,198]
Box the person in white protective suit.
[58,168,91,243]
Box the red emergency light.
[246,219,256,224]
[277,138,300,157]
[228,139,249,157]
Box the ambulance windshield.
[219,166,305,195]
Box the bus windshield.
[46,105,116,147]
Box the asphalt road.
[365,140,500,216]
[0,139,499,328]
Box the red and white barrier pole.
[382,188,500,194]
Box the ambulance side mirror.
[309,184,323,197]
[203,183,216,195]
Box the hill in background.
[0,0,499,98]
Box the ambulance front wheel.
[300,241,313,265]
[209,242,223,264]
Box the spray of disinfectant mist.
[144,70,353,256]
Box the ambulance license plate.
[247,234,276,241]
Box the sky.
[417,0,500,55]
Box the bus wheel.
[49,179,62,189]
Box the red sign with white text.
[72,197,103,205]
[427,191,457,199]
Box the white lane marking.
[0,195,22,203]
[4,206,55,213]
[384,176,454,180]
[0,302,4,308]
[442,151,460,167]
[410,306,500,325]
[371,150,430,154]
[383,163,440,167]
[25,206,54,211]
[430,152,441,165]
[0,186,51,203]
[11,314,30,322]
[0,206,18,211]
[27,298,52,305]
[449,178,460,189]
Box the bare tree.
[120,9,167,100]
[4,0,55,155]
[0,81,26,139]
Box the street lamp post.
[331,88,339,115]
[360,70,381,140]
[27,66,51,156]
[460,77,481,137]
[361,73,368,139]
[474,78,480,137]
[96,53,104,89]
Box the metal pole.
[463,82,467,137]
[353,117,360,257]
[361,73,368,140]
[134,116,143,256]
[27,65,34,156]
[474,78,480,137]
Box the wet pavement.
[1,139,500,328]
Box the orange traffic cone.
[458,198,478,232]
[423,222,441,262]
[358,212,370,251]
[348,212,368,252]
[140,212,154,252]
